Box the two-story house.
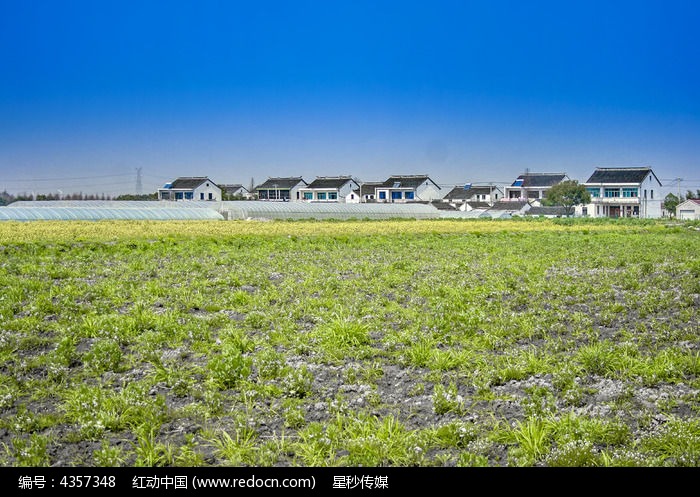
[255,177,308,201]
[504,172,569,202]
[581,167,663,218]
[158,177,222,201]
[374,175,442,203]
[298,176,360,203]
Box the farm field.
[0,218,699,467]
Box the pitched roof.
[526,206,569,216]
[220,184,247,192]
[168,177,216,189]
[359,182,383,196]
[444,185,498,200]
[511,173,568,187]
[429,200,458,211]
[256,177,307,189]
[305,176,357,189]
[379,175,441,189]
[489,200,530,211]
[585,167,656,184]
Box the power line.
[1,173,133,182]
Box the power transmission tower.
[136,167,143,195]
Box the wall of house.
[415,182,442,201]
[193,183,222,201]
[677,201,700,220]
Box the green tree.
[542,180,591,217]
[664,193,681,217]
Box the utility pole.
[136,167,143,196]
[674,177,683,200]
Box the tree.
[664,193,681,217]
[542,180,591,217]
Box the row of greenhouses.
[0,200,494,221]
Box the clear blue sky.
[1,0,699,196]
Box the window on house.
[328,192,337,200]
[622,188,638,198]
[175,192,183,200]
[651,190,654,199]
[404,191,414,200]
[391,191,402,200]
[208,193,213,200]
[604,188,621,198]
[200,193,205,200]
[185,192,193,200]
[379,191,386,200]
[586,187,600,197]
[303,192,313,200]
[317,192,327,200]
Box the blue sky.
[1,0,699,196]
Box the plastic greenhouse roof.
[0,206,224,221]
[8,200,219,209]
[218,201,444,219]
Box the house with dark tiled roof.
[523,205,569,218]
[374,175,442,203]
[157,177,222,201]
[484,200,532,218]
[442,183,504,209]
[580,167,662,218]
[504,172,569,202]
[298,176,360,203]
[220,184,252,200]
[255,177,308,202]
[355,182,383,203]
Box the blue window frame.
[404,191,414,200]
[391,191,402,200]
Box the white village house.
[374,175,442,203]
[504,172,569,202]
[255,177,308,202]
[158,177,222,201]
[580,167,663,219]
[298,176,360,203]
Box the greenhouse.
[218,201,446,220]
[0,206,224,221]
[0,200,490,221]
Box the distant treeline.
[0,191,158,205]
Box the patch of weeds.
[492,418,553,466]
[522,385,558,418]
[281,398,306,429]
[83,339,123,374]
[132,425,170,467]
[280,365,314,399]
[208,429,259,466]
[456,451,490,467]
[254,348,286,381]
[545,439,597,466]
[432,382,465,416]
[93,440,127,467]
[408,382,425,397]
[8,434,52,466]
[206,344,252,389]
[429,421,479,449]
[173,434,206,467]
[640,417,700,466]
